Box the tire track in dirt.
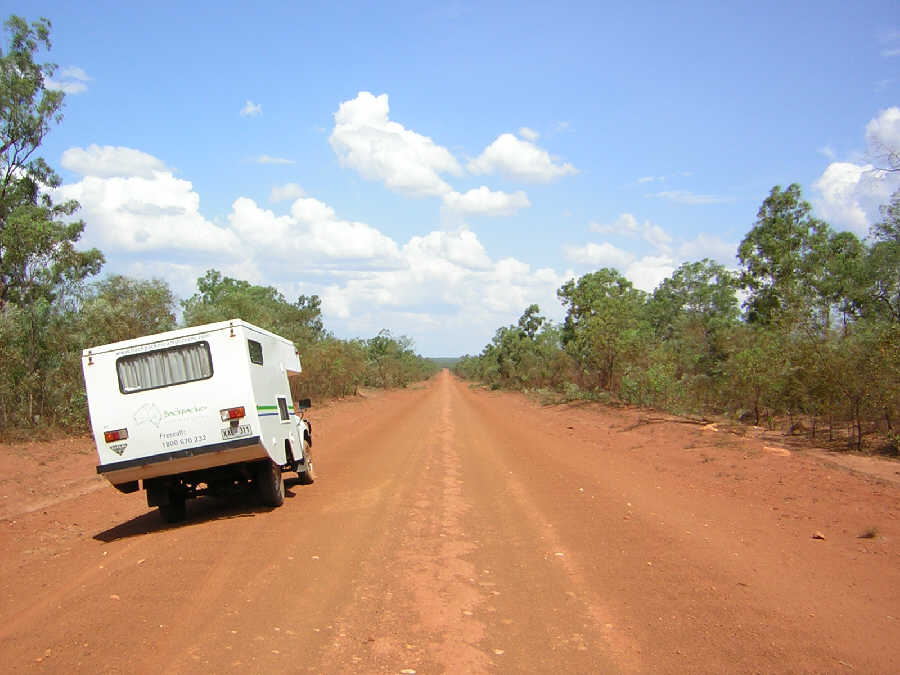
[447,378,634,673]
[310,374,494,673]
[388,372,490,671]
[313,372,633,672]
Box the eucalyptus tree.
[365,329,434,388]
[0,15,105,429]
[863,189,900,323]
[181,269,324,349]
[0,15,102,310]
[739,183,870,334]
[483,304,559,389]
[738,184,830,328]
[646,258,739,337]
[810,230,867,330]
[78,275,176,346]
[557,268,648,392]
[644,259,740,405]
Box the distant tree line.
[0,15,436,432]
[455,183,900,453]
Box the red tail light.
[220,406,246,422]
[104,428,128,443]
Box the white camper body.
[82,319,314,522]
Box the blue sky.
[23,1,900,355]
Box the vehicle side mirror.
[297,398,312,410]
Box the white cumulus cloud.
[56,172,240,255]
[227,196,403,269]
[813,108,900,234]
[866,106,900,165]
[62,145,170,179]
[562,242,675,292]
[313,226,568,348]
[404,228,492,269]
[590,213,673,251]
[329,91,461,197]
[57,147,239,255]
[568,209,736,291]
[467,132,578,182]
[813,162,895,235]
[321,246,567,327]
[442,186,530,216]
[625,255,677,292]
[563,242,635,268]
[677,234,738,265]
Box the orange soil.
[0,371,898,672]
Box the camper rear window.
[116,341,213,394]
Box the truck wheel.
[257,459,285,507]
[158,493,186,523]
[298,452,316,485]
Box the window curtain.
[118,343,212,393]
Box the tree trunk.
[753,387,760,427]
[855,399,863,452]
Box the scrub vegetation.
[0,15,436,432]
[455,183,900,453]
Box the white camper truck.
[82,319,315,523]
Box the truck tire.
[257,459,285,507]
[158,492,186,523]
[298,452,316,485]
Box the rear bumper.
[97,436,267,485]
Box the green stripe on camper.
[257,405,278,410]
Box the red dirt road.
[1,370,899,673]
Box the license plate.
[221,424,252,440]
